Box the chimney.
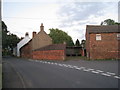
[25,32,29,36]
[33,31,36,38]
[40,23,44,31]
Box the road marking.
[101,73,111,77]
[64,65,68,67]
[44,61,47,63]
[62,64,68,67]
[67,65,72,67]
[47,62,51,64]
[30,59,120,79]
[114,76,120,79]
[73,66,78,68]
[51,62,54,64]
[54,63,58,65]
[63,64,67,65]
[68,66,74,68]
[95,70,104,73]
[39,61,42,62]
[75,67,85,70]
[106,72,116,75]
[83,69,91,72]
[87,68,94,71]
[58,64,63,66]
[91,71,100,74]
[75,67,82,70]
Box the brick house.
[32,23,52,50]
[20,23,52,59]
[20,23,66,60]
[86,25,120,60]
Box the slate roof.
[33,44,66,51]
[86,25,120,33]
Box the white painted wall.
[17,35,31,57]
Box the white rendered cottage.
[17,32,31,57]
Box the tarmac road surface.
[2,57,120,88]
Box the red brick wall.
[20,40,33,59]
[32,50,65,60]
[85,30,90,58]
[89,33,120,59]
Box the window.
[96,34,101,40]
[117,34,120,40]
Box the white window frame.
[96,34,101,41]
[117,34,120,40]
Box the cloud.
[56,2,118,42]
[2,1,118,44]
[57,2,117,26]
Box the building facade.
[32,23,52,50]
[20,23,84,60]
[17,32,31,57]
[86,25,120,59]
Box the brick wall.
[89,33,119,59]
[32,44,66,60]
[33,50,65,60]
[20,40,33,59]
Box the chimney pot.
[40,23,44,31]
[33,31,36,38]
[25,32,29,36]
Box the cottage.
[20,23,84,60]
[86,25,120,59]
[20,23,53,59]
[32,23,52,50]
[17,32,31,57]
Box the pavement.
[2,57,120,88]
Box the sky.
[2,0,119,43]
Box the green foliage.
[2,21,20,56]
[75,39,80,46]
[101,19,120,25]
[49,28,74,46]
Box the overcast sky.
[2,0,119,43]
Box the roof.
[20,39,32,50]
[86,25,120,33]
[33,44,66,51]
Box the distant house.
[17,32,31,57]
[86,25,120,59]
[31,23,52,50]
[20,23,53,59]
[20,23,84,60]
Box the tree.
[49,28,74,46]
[2,21,20,56]
[75,39,80,46]
[101,19,120,25]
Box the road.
[2,57,120,88]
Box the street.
[2,57,119,88]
